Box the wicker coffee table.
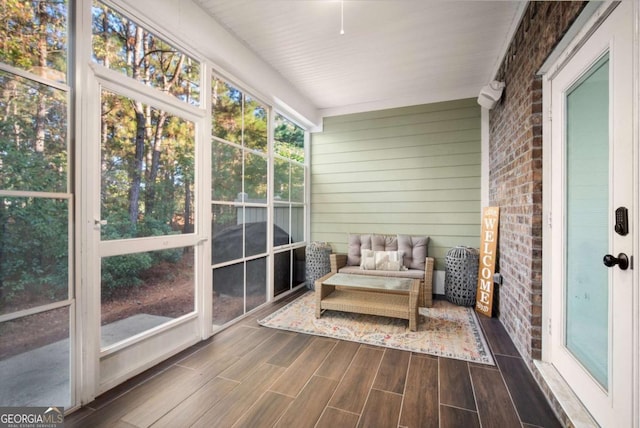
[315,272,420,331]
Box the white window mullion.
[199,62,213,340]
[267,107,275,300]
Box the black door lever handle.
[603,253,629,270]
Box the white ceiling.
[193,0,526,117]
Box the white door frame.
[540,1,640,426]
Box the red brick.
[488,0,586,366]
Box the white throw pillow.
[360,249,376,270]
[374,250,404,271]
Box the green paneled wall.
[310,98,481,270]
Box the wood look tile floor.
[66,290,561,428]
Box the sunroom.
[1,1,639,427]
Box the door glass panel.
[100,90,195,240]
[565,56,609,388]
[101,248,195,347]
[0,197,69,315]
[0,306,70,407]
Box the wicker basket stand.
[444,246,479,306]
[305,241,332,290]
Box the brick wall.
[489,2,586,361]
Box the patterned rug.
[258,292,494,365]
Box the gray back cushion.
[347,233,398,266]
[398,234,429,270]
[347,234,370,266]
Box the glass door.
[548,2,634,426]
[88,2,205,393]
[93,77,203,393]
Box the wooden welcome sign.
[476,206,499,317]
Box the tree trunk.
[184,182,192,234]
[128,26,146,227]
[145,111,166,217]
[34,1,49,154]
[129,107,145,226]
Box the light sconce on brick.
[477,80,505,109]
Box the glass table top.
[322,273,414,292]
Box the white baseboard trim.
[433,270,445,295]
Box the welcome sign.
[476,206,499,317]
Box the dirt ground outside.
[0,254,256,360]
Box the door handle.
[603,253,629,270]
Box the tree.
[274,114,304,162]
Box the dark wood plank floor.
[65,290,561,428]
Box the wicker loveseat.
[330,233,434,307]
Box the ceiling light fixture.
[340,0,345,35]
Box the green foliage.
[0,0,68,81]
[0,198,69,304]
[91,1,200,105]
[211,78,271,203]
[101,253,153,298]
[0,1,70,307]
[93,3,197,294]
[274,114,305,163]
[100,221,182,298]
[1,1,198,303]
[0,72,68,193]
[0,1,308,306]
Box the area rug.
[258,292,494,365]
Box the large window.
[211,77,269,326]
[273,114,306,295]
[0,0,72,408]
